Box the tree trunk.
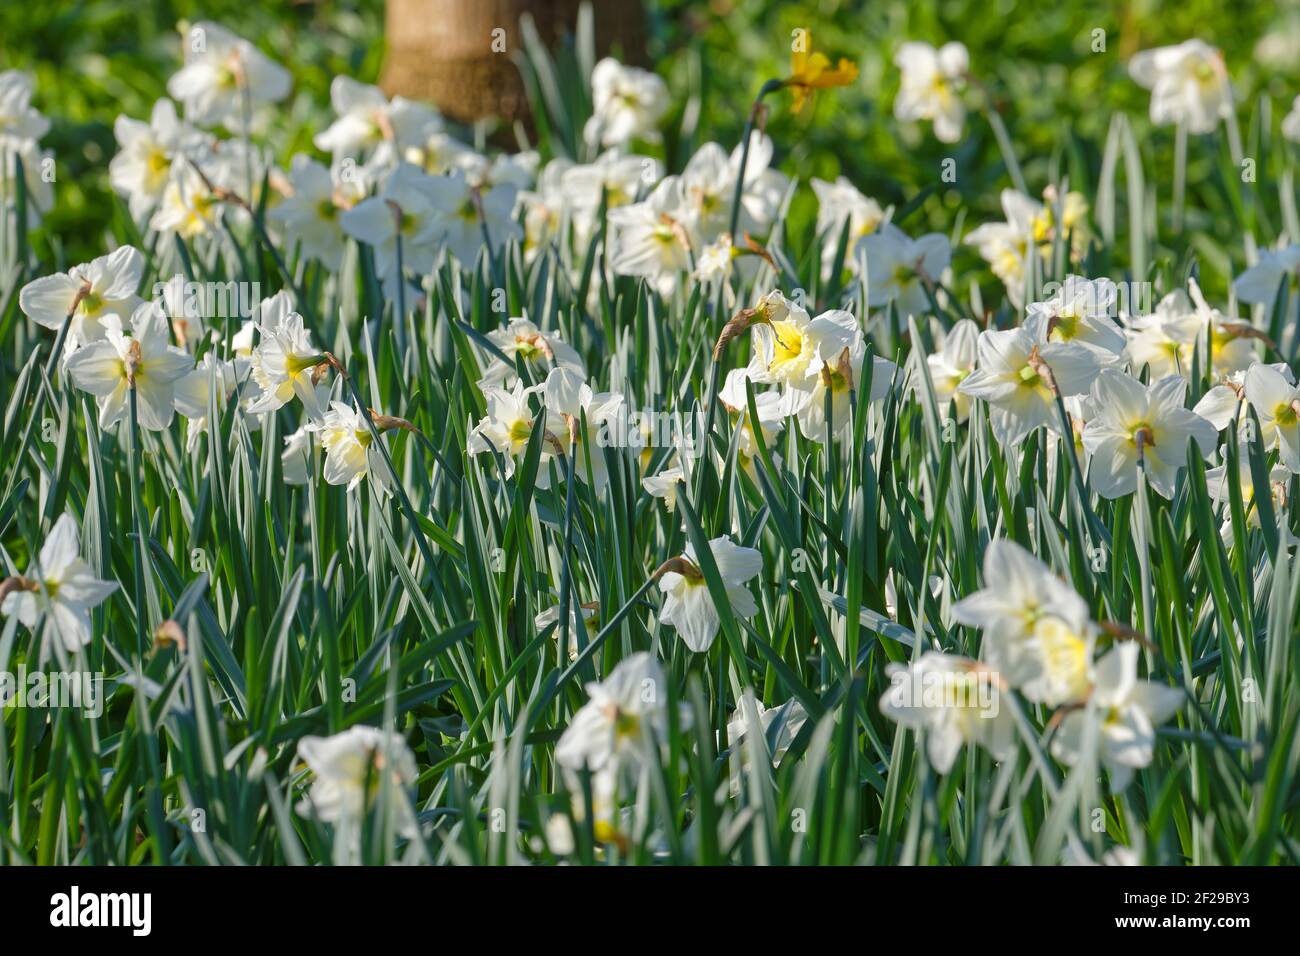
[381,0,646,128]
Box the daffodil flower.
[642,464,686,513]
[109,98,204,219]
[1,512,117,653]
[166,21,291,130]
[679,133,788,244]
[811,176,885,278]
[787,32,859,114]
[535,602,600,662]
[1050,642,1183,791]
[296,726,418,835]
[466,379,567,486]
[893,41,968,142]
[1124,290,1200,378]
[476,317,586,390]
[65,304,194,431]
[925,318,979,421]
[952,539,1095,707]
[957,316,1099,447]
[726,696,808,796]
[879,652,1014,773]
[173,351,252,452]
[554,651,672,777]
[582,58,669,149]
[965,188,1088,308]
[859,224,951,318]
[270,154,365,270]
[19,246,146,351]
[0,70,50,149]
[657,535,762,653]
[560,149,660,248]
[1233,245,1300,308]
[1129,40,1232,134]
[1026,275,1126,364]
[1243,362,1300,472]
[607,177,692,296]
[543,366,626,492]
[1081,369,1216,499]
[339,162,458,300]
[1205,456,1292,544]
[245,309,328,419]
[314,76,442,161]
[309,401,396,496]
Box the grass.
[0,3,1298,866]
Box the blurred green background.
[6,0,1298,279]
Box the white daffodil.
[859,224,951,318]
[1026,275,1126,364]
[149,163,221,239]
[19,246,146,351]
[65,304,194,431]
[466,379,567,486]
[726,696,808,796]
[1124,289,1199,378]
[1,512,117,653]
[554,651,671,776]
[109,99,204,219]
[1243,362,1300,472]
[607,177,692,296]
[339,162,456,300]
[717,368,785,475]
[535,601,600,662]
[476,316,586,390]
[269,154,365,269]
[965,188,1089,308]
[957,316,1099,446]
[167,21,291,129]
[642,464,686,513]
[679,133,788,244]
[314,76,442,160]
[811,176,885,275]
[429,168,523,267]
[1187,278,1260,375]
[894,41,969,143]
[1284,95,1300,143]
[879,652,1014,773]
[1191,364,1294,434]
[925,318,978,421]
[1051,642,1183,791]
[1081,369,1216,499]
[296,726,418,833]
[1129,40,1232,134]
[281,423,315,486]
[1,139,54,224]
[173,351,248,452]
[561,150,659,246]
[544,366,626,492]
[748,300,847,403]
[583,58,669,149]
[309,402,393,496]
[1205,457,1292,543]
[694,233,738,299]
[518,158,573,262]
[658,535,762,653]
[788,316,897,441]
[0,70,50,149]
[952,539,1094,707]
[1233,245,1300,307]
[400,129,475,179]
[245,309,326,418]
